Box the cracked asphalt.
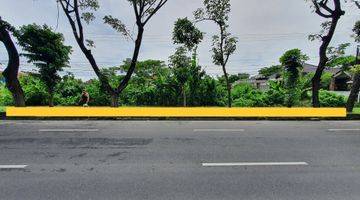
[1,120,360,200]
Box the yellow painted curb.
[5,107,347,118]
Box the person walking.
[79,89,90,107]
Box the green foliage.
[232,84,267,107]
[194,0,238,66]
[326,43,355,70]
[54,73,85,105]
[15,24,72,105]
[85,79,110,106]
[173,18,203,51]
[227,73,250,84]
[264,81,287,106]
[320,72,333,89]
[259,65,282,78]
[319,90,346,107]
[103,16,130,38]
[0,83,13,106]
[350,64,360,75]
[327,55,355,70]
[19,74,48,106]
[353,107,360,114]
[305,72,334,90]
[169,47,192,84]
[280,49,308,107]
[279,49,309,66]
[119,59,168,85]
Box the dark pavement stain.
[69,153,87,159]
[54,168,66,173]
[0,138,153,149]
[162,137,196,143]
[33,152,58,159]
[107,151,128,157]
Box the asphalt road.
[1,120,360,200]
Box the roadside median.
[3,107,347,119]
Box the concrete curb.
[2,115,359,121]
[5,107,347,118]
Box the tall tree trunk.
[59,1,114,105]
[116,26,144,94]
[182,85,187,107]
[110,93,119,108]
[312,17,340,107]
[346,73,360,112]
[222,64,232,108]
[0,22,25,107]
[311,1,344,107]
[48,92,54,107]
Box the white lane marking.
[39,129,99,132]
[194,129,245,132]
[202,162,309,167]
[328,129,360,132]
[0,165,28,169]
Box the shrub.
[232,83,267,107]
[0,83,13,106]
[319,90,346,107]
[20,74,48,106]
[264,81,286,106]
[85,79,110,106]
[54,74,85,106]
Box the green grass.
[353,108,360,114]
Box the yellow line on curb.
[5,107,346,118]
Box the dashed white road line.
[328,129,360,132]
[0,165,28,169]
[39,129,99,132]
[202,162,309,167]
[194,129,245,132]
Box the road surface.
[1,120,360,200]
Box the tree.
[346,65,360,112]
[15,24,72,107]
[0,17,25,107]
[169,47,192,106]
[58,0,168,107]
[346,18,360,112]
[279,49,309,107]
[58,0,115,104]
[173,18,204,52]
[326,43,355,70]
[352,21,360,42]
[172,17,204,106]
[308,0,345,107]
[194,0,238,107]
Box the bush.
[20,74,48,106]
[319,90,346,107]
[54,74,85,106]
[85,79,110,106]
[0,83,13,106]
[232,83,267,107]
[264,81,286,106]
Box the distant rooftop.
[302,63,341,75]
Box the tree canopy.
[15,24,72,106]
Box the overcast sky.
[0,0,359,79]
